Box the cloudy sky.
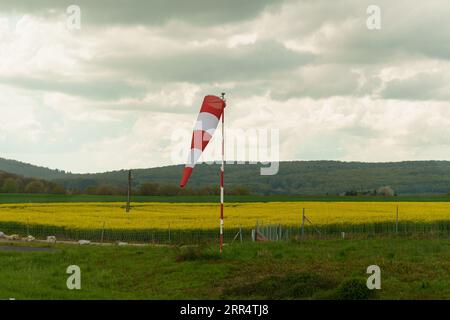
[1,0,450,173]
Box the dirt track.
[0,245,58,252]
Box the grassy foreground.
[0,237,449,299]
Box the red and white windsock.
[179,95,226,188]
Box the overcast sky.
[1,0,450,173]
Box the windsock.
[180,95,226,187]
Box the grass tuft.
[174,245,221,262]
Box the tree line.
[0,171,65,194]
[78,183,250,196]
[1,170,251,196]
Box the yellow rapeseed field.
[0,202,449,230]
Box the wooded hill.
[1,157,450,195]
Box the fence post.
[396,205,399,234]
[168,223,171,244]
[101,222,105,244]
[239,226,243,244]
[301,208,305,240]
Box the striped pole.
[220,93,225,253]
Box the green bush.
[333,278,376,300]
[175,245,220,262]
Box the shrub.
[333,278,376,300]
[175,246,220,262]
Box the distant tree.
[158,185,180,196]
[236,186,251,195]
[179,187,196,196]
[2,178,19,193]
[377,186,395,196]
[198,186,218,196]
[15,178,25,192]
[84,186,98,195]
[24,180,46,193]
[228,186,250,196]
[48,182,66,194]
[139,183,160,196]
[95,185,119,195]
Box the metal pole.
[220,93,226,253]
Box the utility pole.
[126,169,132,213]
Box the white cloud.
[1,1,450,173]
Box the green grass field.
[1,237,449,299]
[1,193,449,300]
[1,193,450,204]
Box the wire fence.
[254,220,450,241]
[1,219,450,245]
[0,221,247,244]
